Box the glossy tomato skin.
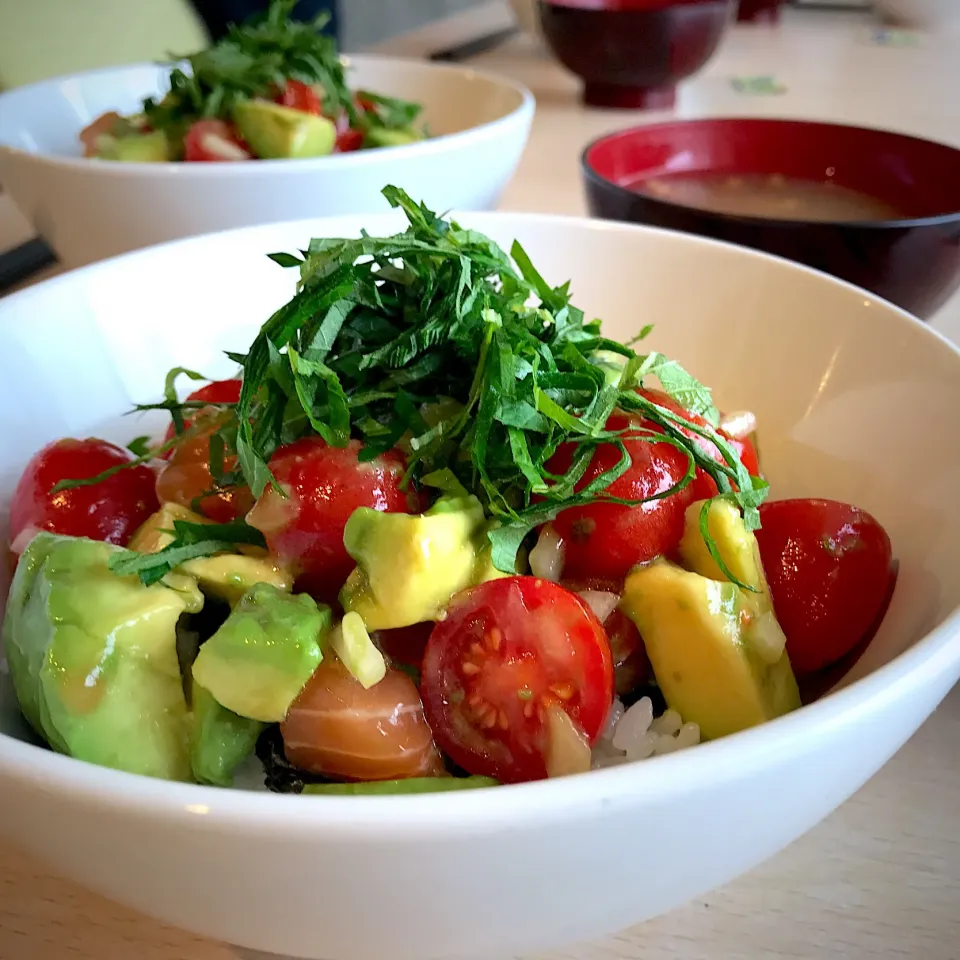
[635,388,761,501]
[335,128,364,153]
[420,577,614,784]
[9,438,159,552]
[162,378,242,449]
[246,437,422,604]
[546,410,696,581]
[278,79,322,115]
[183,120,251,162]
[754,499,895,676]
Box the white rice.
[592,696,701,768]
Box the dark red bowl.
[582,118,960,319]
[736,0,782,23]
[537,0,735,110]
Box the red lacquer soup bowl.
[537,0,735,110]
[582,118,960,319]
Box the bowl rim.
[0,209,958,836]
[581,116,960,229]
[0,55,536,176]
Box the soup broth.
[632,172,904,222]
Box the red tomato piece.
[277,80,322,116]
[375,622,433,671]
[561,577,651,696]
[246,437,422,604]
[545,410,695,581]
[9,438,159,553]
[635,388,761,501]
[420,577,614,783]
[335,129,364,153]
[162,378,242,450]
[183,120,251,162]
[754,499,896,676]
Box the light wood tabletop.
[1,3,959,958]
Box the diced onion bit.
[9,525,41,555]
[718,410,757,440]
[529,526,565,582]
[545,706,592,778]
[577,589,619,625]
[747,609,788,665]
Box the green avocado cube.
[191,583,330,722]
[233,99,336,160]
[191,683,265,787]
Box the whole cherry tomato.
[9,438,159,554]
[246,437,422,603]
[754,499,896,676]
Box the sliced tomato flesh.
[421,577,613,784]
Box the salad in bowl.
[80,0,424,163]
[3,188,897,793]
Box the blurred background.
[0,0,487,89]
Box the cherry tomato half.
[420,577,614,784]
[754,499,895,676]
[246,437,422,604]
[277,80,322,116]
[9,438,159,553]
[545,410,695,581]
[183,120,251,162]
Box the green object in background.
[731,75,787,96]
[0,0,208,90]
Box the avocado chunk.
[621,559,800,741]
[191,583,330,722]
[191,683,265,787]
[2,533,196,780]
[364,126,423,149]
[233,100,336,159]
[339,495,490,630]
[330,611,386,689]
[129,503,293,606]
[97,130,170,162]
[678,498,788,665]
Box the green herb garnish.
[109,520,267,586]
[66,185,768,583]
[142,0,422,142]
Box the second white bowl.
[0,57,534,268]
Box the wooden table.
[1,4,959,957]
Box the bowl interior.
[584,118,960,221]
[0,212,958,770]
[0,57,528,160]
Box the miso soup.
[632,172,905,222]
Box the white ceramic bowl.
[0,57,534,268]
[875,0,960,29]
[0,210,959,960]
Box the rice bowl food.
[2,187,898,792]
